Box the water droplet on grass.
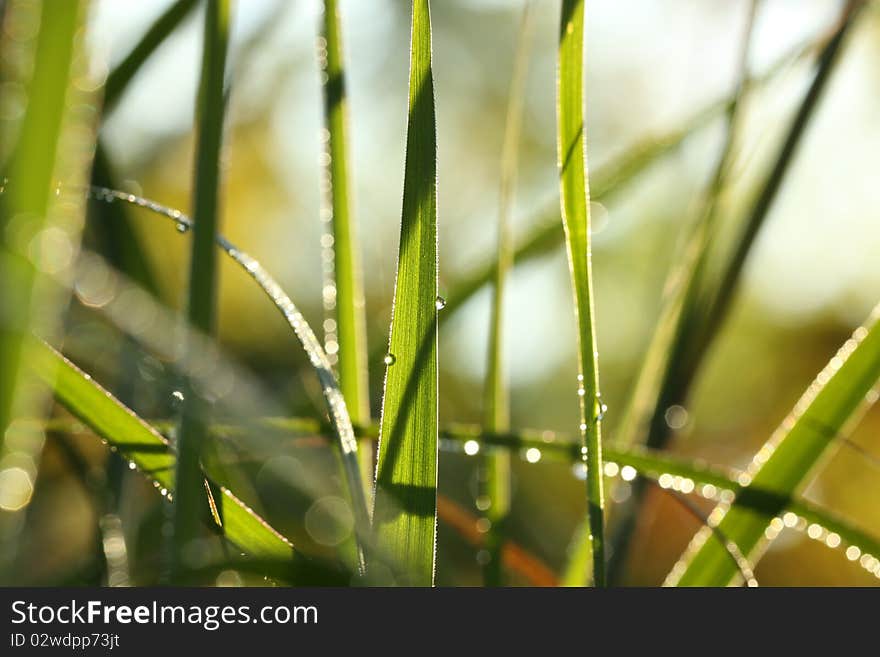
[435,296,446,310]
[383,353,396,366]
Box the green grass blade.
[372,0,438,586]
[0,0,81,442]
[437,30,823,326]
[669,305,880,586]
[480,2,534,587]
[103,0,199,114]
[319,0,370,425]
[28,339,294,562]
[85,186,373,565]
[558,0,606,586]
[172,0,230,581]
[605,1,759,582]
[691,2,863,375]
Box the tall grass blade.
[372,0,438,586]
[0,1,93,575]
[669,304,880,586]
[0,0,82,446]
[480,2,534,587]
[319,0,370,425]
[558,0,606,586]
[172,0,231,582]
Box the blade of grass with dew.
[0,0,81,446]
[558,0,606,586]
[434,425,880,579]
[29,338,294,561]
[319,0,372,505]
[319,0,369,425]
[435,30,822,327]
[172,0,230,582]
[605,0,759,583]
[85,186,373,567]
[480,1,534,587]
[669,304,880,586]
[372,0,438,586]
[36,411,880,578]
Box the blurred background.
[3,0,880,585]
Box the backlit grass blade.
[172,0,230,582]
[85,186,372,564]
[103,0,198,114]
[480,2,534,587]
[669,305,880,586]
[691,1,863,375]
[606,0,758,582]
[319,0,370,426]
[558,0,606,586]
[436,31,821,326]
[0,0,82,446]
[372,0,438,586]
[28,339,293,562]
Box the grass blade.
[0,0,82,444]
[372,0,438,586]
[480,2,534,587]
[103,0,199,114]
[172,0,230,581]
[319,0,370,425]
[28,339,295,562]
[86,185,373,566]
[669,305,880,586]
[437,29,826,326]
[558,0,606,586]
[606,0,759,581]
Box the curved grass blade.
[319,0,370,425]
[28,339,295,562]
[479,2,534,587]
[669,305,880,586]
[558,0,606,586]
[103,0,199,114]
[172,0,231,582]
[437,30,823,326]
[85,185,372,570]
[372,0,438,586]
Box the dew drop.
[175,222,189,234]
[128,462,136,471]
[171,390,185,406]
[435,296,446,311]
[383,353,396,366]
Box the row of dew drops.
[18,182,879,583]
